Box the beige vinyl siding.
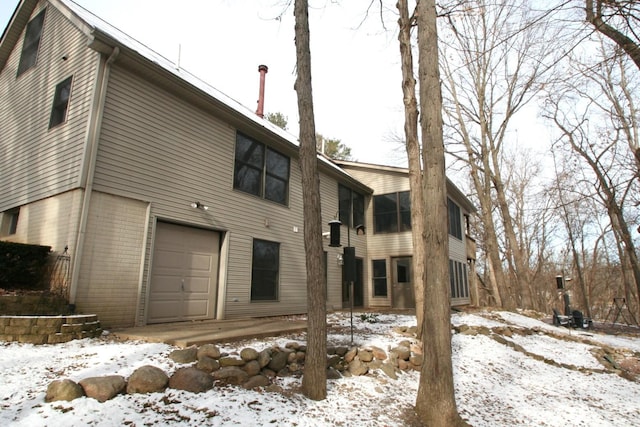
[0,189,82,254]
[75,191,149,328]
[0,3,98,211]
[94,65,364,321]
[340,164,473,307]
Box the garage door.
[148,222,220,323]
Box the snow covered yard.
[1,310,639,426]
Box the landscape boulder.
[169,367,213,393]
[79,375,126,402]
[126,365,168,394]
[45,379,85,402]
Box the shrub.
[0,241,52,290]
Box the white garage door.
[148,222,220,324]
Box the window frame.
[250,239,280,301]
[0,208,20,237]
[338,184,365,228]
[372,259,388,297]
[448,198,462,240]
[49,76,73,129]
[234,132,290,206]
[449,259,469,299]
[373,191,411,234]
[17,9,46,76]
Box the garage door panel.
[148,222,220,324]
[185,252,213,272]
[153,249,184,270]
[184,276,211,293]
[183,300,209,319]
[148,300,182,322]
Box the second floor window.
[234,133,289,205]
[373,191,411,233]
[49,76,73,129]
[448,198,462,239]
[338,184,364,228]
[17,9,46,76]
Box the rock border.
[0,314,102,344]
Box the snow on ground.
[1,309,639,426]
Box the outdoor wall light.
[190,201,209,211]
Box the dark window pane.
[251,240,279,301]
[353,192,364,227]
[266,149,289,179]
[49,76,73,128]
[338,185,351,226]
[17,10,45,76]
[399,191,412,231]
[448,198,462,239]
[374,194,398,233]
[265,176,287,204]
[372,259,387,297]
[234,164,262,196]
[449,260,455,297]
[236,134,264,168]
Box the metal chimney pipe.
[256,64,268,118]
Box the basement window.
[0,208,20,237]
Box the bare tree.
[585,0,640,71]
[545,38,640,315]
[396,0,425,340]
[439,0,567,310]
[293,0,327,400]
[414,0,466,425]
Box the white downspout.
[69,46,119,305]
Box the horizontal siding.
[94,65,368,322]
[0,3,97,211]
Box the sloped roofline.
[0,0,372,194]
[333,159,477,213]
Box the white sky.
[1,0,409,166]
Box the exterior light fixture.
[190,201,209,211]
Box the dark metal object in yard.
[604,298,639,326]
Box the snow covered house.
[0,0,475,328]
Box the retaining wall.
[0,314,102,344]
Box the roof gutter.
[68,45,119,305]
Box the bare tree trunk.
[586,0,640,71]
[293,0,327,401]
[414,1,465,425]
[397,0,425,341]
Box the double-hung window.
[234,133,289,205]
[17,9,46,76]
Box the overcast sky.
[1,0,410,166]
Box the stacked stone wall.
[0,314,102,344]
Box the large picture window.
[17,9,46,76]
[338,184,365,228]
[251,239,280,301]
[449,259,469,299]
[372,259,388,297]
[448,198,462,239]
[373,191,411,233]
[234,133,289,205]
